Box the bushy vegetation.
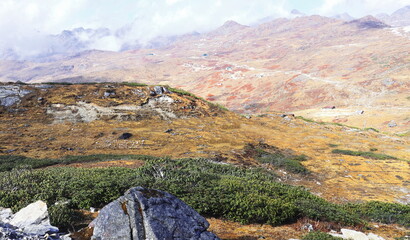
[331,149,398,160]
[166,86,202,99]
[0,155,408,230]
[246,144,309,174]
[0,154,159,172]
[302,231,342,240]
[122,82,148,87]
[41,82,102,85]
[343,201,410,227]
[49,203,82,231]
[363,127,379,133]
[165,85,228,111]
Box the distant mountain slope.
[377,5,410,26]
[0,14,409,133]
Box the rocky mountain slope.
[0,13,408,134]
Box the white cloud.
[316,0,410,17]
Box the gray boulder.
[91,186,219,240]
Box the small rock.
[104,90,116,98]
[118,133,133,140]
[153,86,164,95]
[388,120,397,127]
[164,129,173,133]
[301,223,314,232]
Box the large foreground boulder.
[90,186,219,240]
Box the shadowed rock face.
[348,16,390,29]
[90,187,219,240]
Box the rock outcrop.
[90,186,219,240]
[0,85,31,107]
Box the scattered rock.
[60,146,74,151]
[356,110,365,115]
[90,186,219,240]
[280,113,295,118]
[301,223,314,232]
[388,120,397,127]
[118,133,133,140]
[103,90,116,98]
[151,86,170,96]
[4,149,16,154]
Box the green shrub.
[297,199,360,226]
[331,149,398,160]
[364,128,379,133]
[255,149,309,174]
[165,86,228,111]
[122,82,148,87]
[296,116,318,123]
[49,203,82,231]
[302,231,343,240]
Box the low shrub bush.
[343,201,410,227]
[331,149,398,160]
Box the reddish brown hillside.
[0,15,409,133]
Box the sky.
[0,0,409,58]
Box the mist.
[1,0,409,60]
